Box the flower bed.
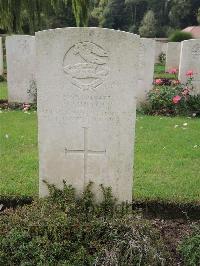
[142,69,200,116]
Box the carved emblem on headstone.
[63,42,109,91]
[192,44,200,59]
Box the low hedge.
[0,182,170,265]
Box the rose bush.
[141,70,200,116]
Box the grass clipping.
[0,181,170,265]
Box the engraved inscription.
[192,44,200,58]
[63,42,109,91]
[65,127,106,185]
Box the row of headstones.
[3,34,155,105]
[165,40,200,94]
[1,28,200,202]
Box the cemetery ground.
[1,107,200,265]
[1,78,200,264]
[0,109,199,204]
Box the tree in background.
[139,10,157,37]
[197,8,200,24]
[169,0,200,29]
[0,0,90,34]
[124,0,147,33]
[0,0,199,36]
[72,0,90,26]
[91,0,108,26]
[100,0,127,29]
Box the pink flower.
[22,103,30,111]
[171,79,180,86]
[182,88,190,96]
[173,95,181,104]
[168,68,178,74]
[186,70,194,77]
[155,79,162,85]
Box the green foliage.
[0,0,89,33]
[169,30,193,42]
[100,0,127,29]
[0,182,170,265]
[197,8,200,24]
[72,0,90,26]
[0,76,5,82]
[158,52,166,64]
[142,76,200,116]
[139,10,158,37]
[179,224,200,266]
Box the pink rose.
[172,95,181,104]
[186,70,194,77]
[155,79,162,85]
[171,79,180,86]
[182,88,190,96]
[168,68,178,74]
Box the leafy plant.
[0,181,170,265]
[168,30,193,42]
[142,70,200,116]
[179,224,200,266]
[158,52,166,64]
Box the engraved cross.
[65,127,106,185]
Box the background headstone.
[179,39,200,94]
[137,38,155,104]
[6,35,36,103]
[0,37,3,76]
[36,27,140,202]
[154,41,167,63]
[165,42,181,71]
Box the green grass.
[134,115,200,203]
[0,110,38,196]
[154,63,177,79]
[0,81,8,100]
[0,109,200,203]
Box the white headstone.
[179,39,200,94]
[165,42,181,71]
[0,37,3,76]
[6,35,36,103]
[137,38,155,104]
[155,41,167,63]
[36,27,140,202]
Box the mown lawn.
[0,109,200,202]
[134,115,200,203]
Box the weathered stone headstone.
[137,38,155,104]
[179,39,200,94]
[154,41,167,63]
[165,42,181,71]
[0,37,3,76]
[36,27,140,202]
[6,35,36,103]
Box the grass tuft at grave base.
[0,110,200,205]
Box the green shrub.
[158,52,166,64]
[141,73,200,116]
[179,224,200,266]
[0,182,170,265]
[169,30,193,42]
[0,75,5,82]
